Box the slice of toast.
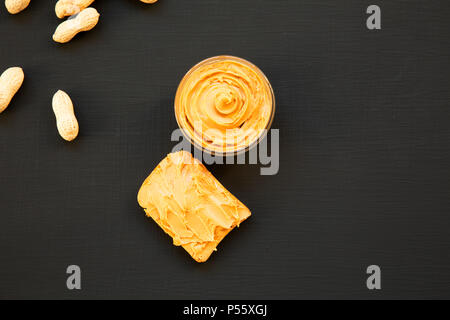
[138,151,251,262]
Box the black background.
[0,0,449,300]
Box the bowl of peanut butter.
[175,56,275,156]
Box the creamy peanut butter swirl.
[175,56,274,154]
[138,151,251,262]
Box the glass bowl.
[174,55,275,156]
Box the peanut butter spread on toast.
[138,151,251,262]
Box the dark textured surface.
[0,0,449,299]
